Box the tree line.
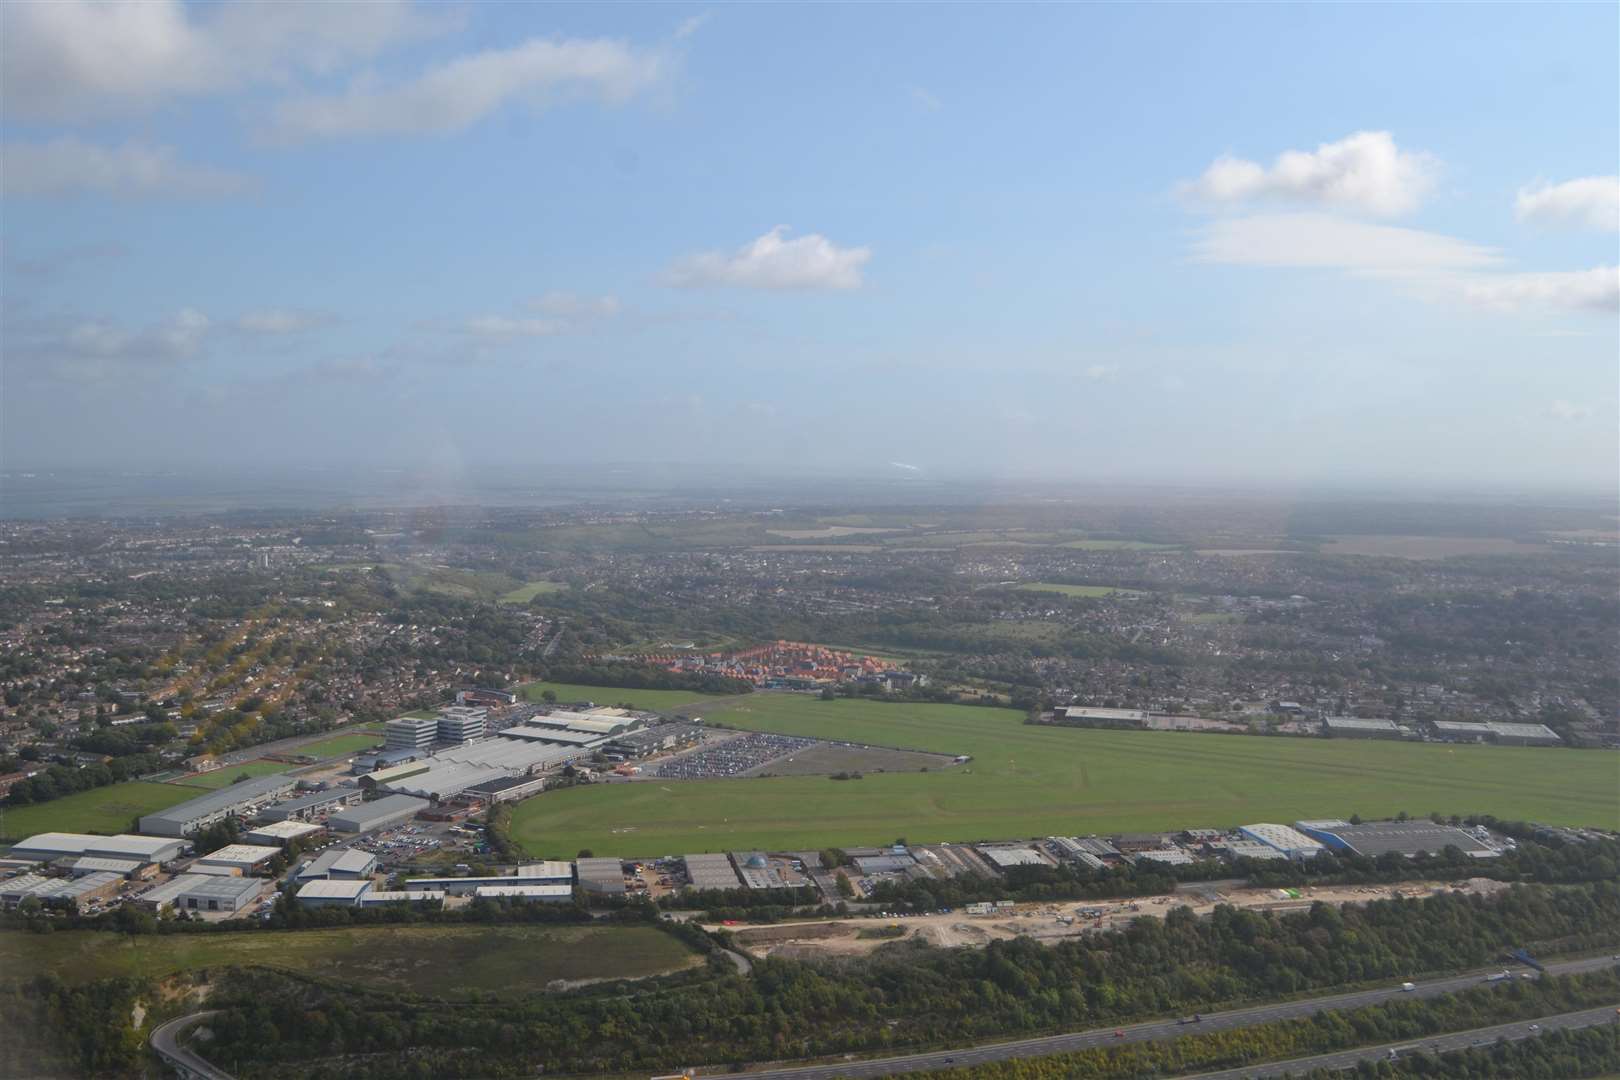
[193,880,1620,1077]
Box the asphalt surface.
[150,1010,234,1080]
[735,955,1620,1079]
[1188,1003,1620,1078]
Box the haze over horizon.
[3,2,1617,492]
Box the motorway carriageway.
[1188,1003,1620,1078]
[736,955,1620,1080]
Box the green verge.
[170,760,293,789]
[509,693,1620,857]
[0,923,698,997]
[517,680,717,711]
[1017,582,1146,597]
[0,781,199,841]
[296,733,385,759]
[500,580,568,603]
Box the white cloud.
[0,0,443,121]
[530,292,621,318]
[1193,215,1616,317]
[1516,176,1620,232]
[1182,131,1437,217]
[1081,363,1118,380]
[12,308,210,384]
[464,316,564,341]
[1457,266,1619,314]
[675,12,714,39]
[1192,213,1501,271]
[666,226,871,290]
[267,36,666,141]
[235,309,335,335]
[1544,400,1593,421]
[1,138,252,198]
[907,85,942,111]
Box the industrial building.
[1059,836,1122,860]
[405,862,571,895]
[1295,819,1500,859]
[1321,717,1401,738]
[473,884,573,902]
[360,889,444,906]
[1239,823,1325,860]
[10,832,188,864]
[732,852,788,889]
[352,747,425,773]
[977,844,1048,869]
[244,820,324,847]
[195,844,281,874]
[258,787,363,822]
[463,774,547,803]
[382,762,508,800]
[359,761,432,791]
[854,853,918,876]
[1206,839,1287,861]
[603,724,704,760]
[1110,833,1170,853]
[133,873,266,913]
[296,879,373,907]
[296,848,378,880]
[682,853,741,891]
[1058,706,1148,725]
[1429,720,1561,746]
[576,856,629,895]
[1133,849,1194,866]
[328,794,428,833]
[385,715,440,752]
[436,706,488,744]
[54,855,157,880]
[138,774,299,837]
[523,711,640,737]
[1,871,123,910]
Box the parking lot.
[652,731,821,779]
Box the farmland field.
[0,781,197,841]
[296,732,384,759]
[0,923,698,995]
[509,693,1619,857]
[1017,582,1145,598]
[518,680,716,712]
[171,760,292,789]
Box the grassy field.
[0,923,698,995]
[509,693,1619,857]
[296,732,384,758]
[171,760,292,789]
[1017,582,1145,598]
[518,680,716,712]
[500,580,568,604]
[0,781,196,841]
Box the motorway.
[1188,1003,1620,1078]
[149,1010,234,1080]
[736,956,1620,1080]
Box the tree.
[835,871,855,899]
[541,690,557,703]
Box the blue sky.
[2,1,1616,490]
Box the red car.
[1114,1030,1125,1039]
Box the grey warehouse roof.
[140,774,297,829]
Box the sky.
[2,1,1617,493]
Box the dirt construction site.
[715,878,1512,961]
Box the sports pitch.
[0,923,698,996]
[509,693,1620,857]
[0,781,196,841]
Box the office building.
[384,716,439,753]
